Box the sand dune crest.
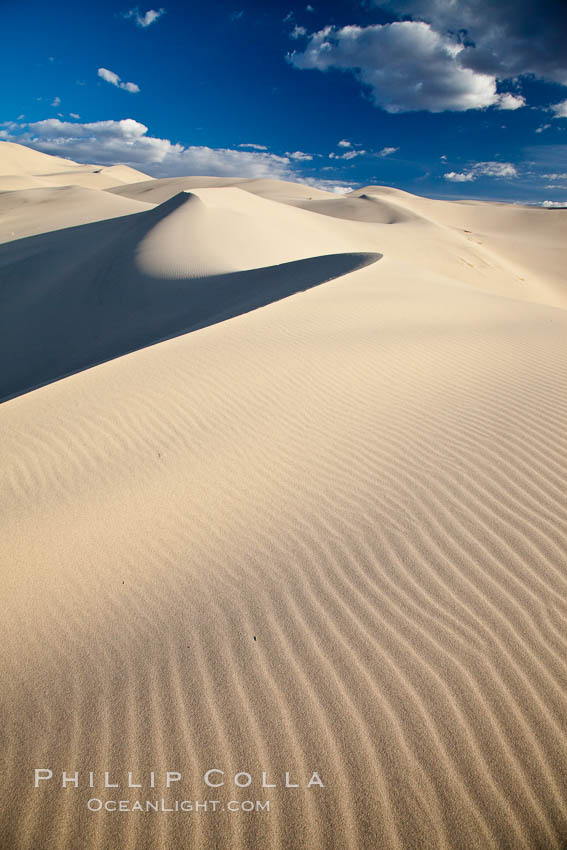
[0,187,380,400]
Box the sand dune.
[111,176,567,310]
[0,185,152,242]
[1,143,567,850]
[0,141,150,191]
[107,174,333,204]
[0,188,379,400]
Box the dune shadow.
[0,208,381,402]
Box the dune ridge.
[0,141,150,191]
[0,187,380,401]
[1,142,567,850]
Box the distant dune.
[1,141,567,850]
[0,140,150,191]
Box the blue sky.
[1,0,566,202]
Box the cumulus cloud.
[541,200,567,207]
[98,67,140,93]
[70,112,80,119]
[535,124,551,133]
[497,93,526,110]
[329,146,397,160]
[289,22,516,113]
[543,172,567,180]
[4,118,295,180]
[475,162,518,177]
[123,7,165,27]
[51,96,61,107]
[238,142,268,150]
[291,25,307,38]
[290,0,567,113]
[444,161,518,181]
[444,171,476,182]
[297,176,355,193]
[338,139,351,147]
[372,0,567,86]
[286,150,314,160]
[330,149,367,160]
[551,100,567,118]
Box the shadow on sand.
[0,205,381,402]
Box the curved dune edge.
[109,179,567,311]
[0,185,382,402]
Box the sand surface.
[1,141,567,850]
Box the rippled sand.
[1,141,567,849]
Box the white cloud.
[371,1,567,87]
[290,0,567,114]
[51,96,61,107]
[297,176,355,193]
[496,93,526,110]
[541,200,567,207]
[306,4,314,10]
[70,112,80,119]
[98,68,122,86]
[290,22,515,113]
[475,161,518,177]
[329,149,367,160]
[283,10,293,22]
[291,25,307,38]
[551,100,567,119]
[330,146,397,160]
[98,67,140,93]
[535,124,551,133]
[230,10,244,22]
[444,171,476,182]
[440,154,447,160]
[289,21,516,112]
[4,118,295,180]
[444,160,518,181]
[123,7,165,27]
[238,142,268,150]
[543,172,567,180]
[286,150,314,160]
[338,139,351,147]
